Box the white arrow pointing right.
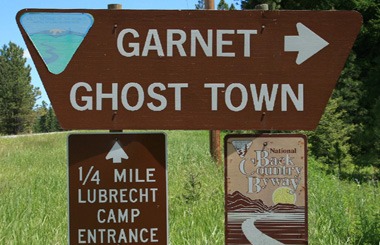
[284,22,329,65]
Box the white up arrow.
[105,141,129,163]
[284,22,329,65]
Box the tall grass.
[0,133,67,244]
[308,159,379,245]
[168,131,224,245]
[0,131,378,244]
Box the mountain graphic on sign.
[19,12,94,74]
[232,140,253,158]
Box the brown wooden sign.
[17,10,362,130]
[67,133,167,244]
[225,134,308,244]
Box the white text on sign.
[70,82,304,112]
[239,150,303,194]
[117,29,258,58]
[77,166,160,244]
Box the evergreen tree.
[34,101,48,133]
[0,42,40,135]
[217,0,237,10]
[33,102,62,133]
[195,0,205,9]
[306,97,355,175]
[218,0,229,9]
[47,106,61,132]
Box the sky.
[1,0,235,105]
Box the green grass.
[0,131,379,244]
[167,131,224,245]
[0,133,67,244]
[308,159,379,245]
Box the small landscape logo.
[19,12,94,74]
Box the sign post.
[225,134,308,244]
[68,133,167,245]
[204,0,222,164]
[16,8,362,245]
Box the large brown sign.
[68,133,167,244]
[225,134,307,244]
[17,10,361,130]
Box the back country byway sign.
[17,10,362,130]
[225,134,308,244]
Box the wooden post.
[109,4,123,133]
[108,4,122,10]
[205,0,215,10]
[205,0,221,164]
[210,129,221,164]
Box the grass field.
[0,131,378,244]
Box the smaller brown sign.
[68,133,167,245]
[225,134,308,244]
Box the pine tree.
[33,102,62,133]
[34,101,48,133]
[47,106,62,132]
[218,0,229,9]
[0,42,40,135]
[195,0,205,9]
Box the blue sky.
[1,0,235,105]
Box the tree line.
[33,101,62,133]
